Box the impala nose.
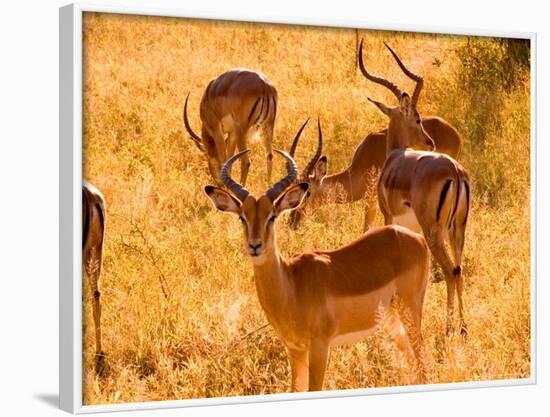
[248,241,263,256]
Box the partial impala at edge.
[83,181,106,373]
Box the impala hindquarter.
[185,69,278,186]
[377,149,470,336]
[411,161,470,337]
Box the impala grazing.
[83,181,106,373]
[204,126,430,391]
[184,68,277,186]
[288,43,461,231]
[359,40,471,336]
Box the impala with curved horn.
[184,68,277,186]
[359,40,471,337]
[204,124,431,391]
[83,181,106,373]
[288,43,461,230]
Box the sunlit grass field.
[82,13,531,405]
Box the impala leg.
[386,312,415,363]
[211,127,227,168]
[400,299,428,384]
[390,292,428,384]
[287,348,308,392]
[207,158,223,186]
[203,124,226,186]
[92,275,104,372]
[236,133,251,186]
[451,220,468,336]
[85,248,104,374]
[424,226,457,337]
[377,191,393,227]
[410,322,428,384]
[456,272,467,337]
[362,192,377,232]
[444,277,457,338]
[308,339,329,391]
[203,132,223,186]
[363,170,380,232]
[226,131,238,160]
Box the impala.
[184,68,277,186]
[359,40,470,336]
[204,131,430,391]
[83,181,106,372]
[288,43,461,231]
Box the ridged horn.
[384,42,424,107]
[220,150,250,202]
[302,118,323,179]
[288,118,310,158]
[358,39,402,100]
[266,150,298,202]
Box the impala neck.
[386,119,408,155]
[249,230,292,315]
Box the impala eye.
[268,215,276,223]
[239,216,246,224]
[416,119,421,124]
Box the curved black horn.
[266,150,298,202]
[383,42,424,107]
[302,118,323,179]
[358,39,402,100]
[220,150,250,202]
[289,118,310,158]
[183,93,205,152]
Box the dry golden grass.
[81,13,531,405]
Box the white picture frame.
[59,2,537,413]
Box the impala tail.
[434,170,470,278]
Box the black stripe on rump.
[247,97,262,124]
[436,179,453,222]
[253,97,266,125]
[96,202,105,235]
[449,177,461,229]
[463,180,470,225]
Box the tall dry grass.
[82,13,531,405]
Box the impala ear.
[367,97,391,117]
[205,186,241,214]
[274,183,309,214]
[313,156,328,179]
